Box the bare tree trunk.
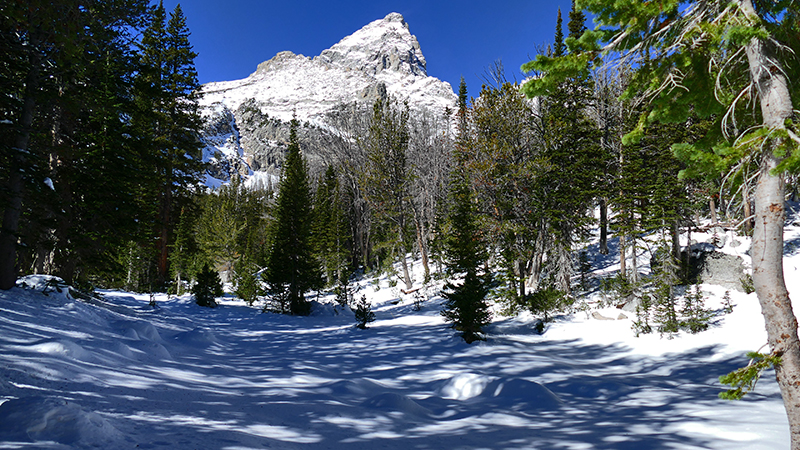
[741,2,800,446]
[619,234,627,279]
[398,224,412,291]
[599,197,609,255]
[743,182,753,235]
[0,62,39,290]
[414,218,430,283]
[709,196,718,224]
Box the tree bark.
[0,60,39,290]
[743,181,753,235]
[741,2,800,446]
[599,197,609,255]
[709,196,718,224]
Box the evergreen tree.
[312,165,350,286]
[468,82,541,303]
[566,0,586,40]
[361,98,414,289]
[553,8,565,57]
[0,0,150,288]
[681,284,712,334]
[192,263,222,308]
[136,2,203,287]
[169,204,202,295]
[354,294,375,329]
[264,118,321,315]
[532,3,603,295]
[440,80,492,344]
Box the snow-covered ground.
[0,222,795,449]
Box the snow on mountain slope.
[199,13,456,184]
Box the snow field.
[0,229,791,449]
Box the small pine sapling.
[412,289,425,311]
[722,290,734,314]
[633,294,653,337]
[232,259,261,306]
[354,295,375,329]
[526,286,568,323]
[740,274,755,294]
[193,264,222,308]
[681,284,712,334]
[651,245,680,337]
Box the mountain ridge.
[198,12,457,185]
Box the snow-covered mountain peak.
[198,12,456,184]
[316,12,427,78]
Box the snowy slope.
[0,222,793,449]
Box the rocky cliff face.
[199,12,456,185]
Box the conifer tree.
[553,8,565,57]
[440,169,492,343]
[312,166,350,286]
[533,3,603,294]
[361,98,414,290]
[193,263,222,308]
[264,118,321,315]
[0,0,150,288]
[136,2,203,287]
[440,79,492,343]
[469,82,541,303]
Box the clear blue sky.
[159,0,582,98]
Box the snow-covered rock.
[198,12,457,185]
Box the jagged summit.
[198,13,456,184]
[200,12,453,122]
[316,12,427,78]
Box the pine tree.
[193,263,222,308]
[469,82,541,303]
[553,8,565,57]
[651,244,681,337]
[312,166,350,286]
[136,2,203,287]
[361,98,414,289]
[354,294,375,329]
[566,0,586,40]
[264,118,321,315]
[440,80,492,344]
[532,3,603,295]
[682,284,711,334]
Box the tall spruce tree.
[136,2,203,287]
[441,168,492,341]
[553,8,565,57]
[529,3,603,295]
[264,118,321,315]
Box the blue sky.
[159,0,581,98]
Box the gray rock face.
[694,250,748,292]
[198,13,456,184]
[316,12,427,77]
